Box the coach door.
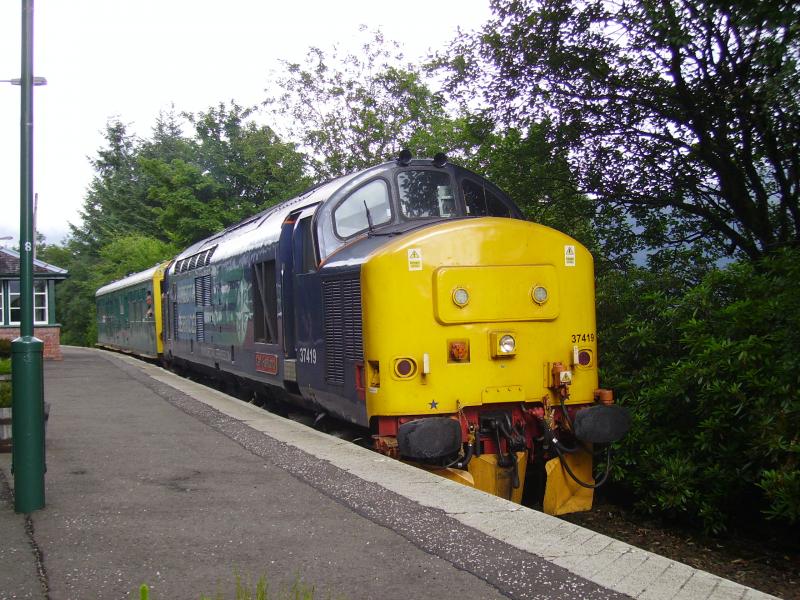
[278,206,318,389]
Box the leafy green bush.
[0,338,11,358]
[0,382,10,408]
[598,249,800,533]
[0,358,10,375]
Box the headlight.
[532,285,548,304]
[452,287,470,307]
[499,334,516,353]
[490,332,517,358]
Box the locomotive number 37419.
[571,333,596,343]
[298,347,317,364]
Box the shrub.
[0,382,10,408]
[0,338,11,358]
[598,249,800,533]
[0,358,10,375]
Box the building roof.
[0,247,68,278]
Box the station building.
[0,247,68,360]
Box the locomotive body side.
[160,177,360,418]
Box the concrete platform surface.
[0,347,779,600]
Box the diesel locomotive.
[96,152,629,515]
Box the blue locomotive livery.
[96,153,629,514]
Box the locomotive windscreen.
[398,170,456,218]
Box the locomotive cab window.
[298,217,317,273]
[398,170,456,219]
[462,179,511,217]
[333,179,392,238]
[253,260,278,343]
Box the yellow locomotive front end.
[361,217,627,514]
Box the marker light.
[452,287,470,307]
[532,286,548,304]
[394,358,417,378]
[578,349,593,366]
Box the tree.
[70,121,154,252]
[141,103,310,248]
[445,0,800,260]
[71,105,310,251]
[93,235,177,285]
[61,104,310,343]
[186,103,310,222]
[266,29,464,179]
[140,157,231,248]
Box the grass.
[139,571,343,600]
[200,572,327,600]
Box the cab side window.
[462,179,511,217]
[298,217,317,273]
[333,179,392,238]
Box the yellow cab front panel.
[361,217,601,513]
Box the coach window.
[333,179,392,238]
[398,170,456,219]
[462,179,511,217]
[253,260,278,343]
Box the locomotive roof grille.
[174,246,217,274]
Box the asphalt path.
[0,347,777,600]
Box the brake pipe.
[539,417,612,489]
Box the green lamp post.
[11,0,45,514]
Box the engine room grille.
[194,274,212,307]
[196,312,205,342]
[322,276,363,385]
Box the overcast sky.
[0,0,491,247]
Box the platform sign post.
[11,0,46,514]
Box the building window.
[0,282,4,325]
[35,280,48,324]
[9,280,20,325]
[8,280,48,325]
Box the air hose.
[540,416,612,489]
[443,438,475,470]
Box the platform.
[0,347,778,599]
